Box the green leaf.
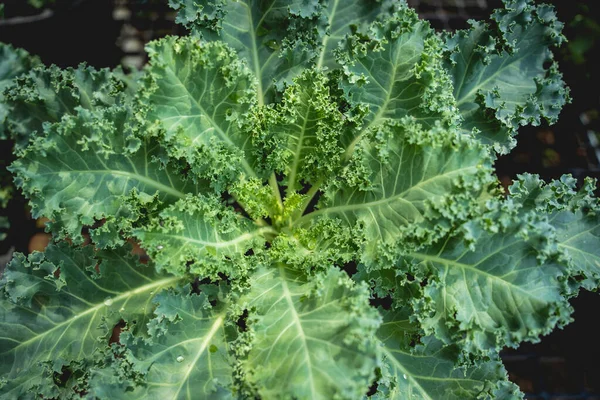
[297,119,493,269]
[0,243,180,398]
[375,310,523,399]
[557,212,600,291]
[9,106,200,245]
[409,195,572,353]
[508,174,600,291]
[264,69,346,194]
[0,43,40,140]
[135,195,271,278]
[338,6,458,153]
[446,1,569,153]
[271,217,359,271]
[99,288,234,399]
[552,209,600,292]
[4,64,127,150]
[144,37,260,186]
[169,0,318,104]
[314,0,397,70]
[243,265,380,400]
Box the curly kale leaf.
[168,0,318,104]
[89,287,234,399]
[4,64,132,151]
[243,265,380,399]
[409,198,572,353]
[0,43,41,140]
[374,309,522,399]
[508,174,600,292]
[445,0,570,153]
[337,5,460,140]
[135,195,271,278]
[142,37,262,189]
[168,0,401,100]
[0,243,180,398]
[297,118,494,270]
[9,104,201,247]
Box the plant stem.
[269,172,284,212]
[293,179,324,222]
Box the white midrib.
[559,243,600,260]
[344,29,423,161]
[146,227,273,248]
[316,0,340,69]
[286,98,314,195]
[163,65,258,179]
[172,314,225,400]
[279,267,318,399]
[408,248,539,297]
[6,277,180,355]
[39,169,186,199]
[244,2,264,106]
[557,222,599,245]
[297,165,477,223]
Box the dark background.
[1,0,599,398]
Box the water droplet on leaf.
[265,40,279,50]
[104,298,113,306]
[176,355,184,363]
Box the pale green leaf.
[168,0,318,104]
[0,43,40,140]
[4,64,128,150]
[9,106,200,245]
[508,174,600,291]
[111,288,233,399]
[375,310,523,399]
[297,119,493,269]
[144,37,260,185]
[315,0,397,70]
[553,210,600,292]
[267,69,346,194]
[338,6,458,153]
[446,1,569,153]
[135,195,271,278]
[409,197,572,353]
[0,243,180,398]
[244,265,380,400]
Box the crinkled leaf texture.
[0,43,40,140]
[446,1,570,153]
[0,0,595,399]
[243,266,380,399]
[90,287,234,399]
[410,197,572,353]
[0,243,180,398]
[375,309,522,399]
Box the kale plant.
[0,0,596,398]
